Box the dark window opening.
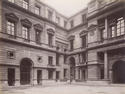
[36,30,41,44]
[7,51,15,59]
[70,40,74,51]
[64,69,67,78]
[48,33,53,47]
[81,35,86,48]
[48,70,53,79]
[48,56,53,65]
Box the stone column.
[104,51,108,80]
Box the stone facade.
[0,0,125,86]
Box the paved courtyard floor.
[1,84,125,94]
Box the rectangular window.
[100,28,107,41]
[7,51,15,59]
[70,20,74,28]
[8,0,15,3]
[64,20,67,28]
[116,17,125,36]
[48,56,53,65]
[7,21,15,36]
[82,53,86,63]
[22,0,29,9]
[48,10,53,21]
[82,14,87,24]
[36,30,41,44]
[56,54,60,66]
[35,6,40,15]
[64,69,67,78]
[48,34,53,47]
[70,40,74,50]
[81,35,86,48]
[110,26,116,38]
[64,55,67,64]
[48,70,53,79]
[56,16,60,25]
[22,26,29,40]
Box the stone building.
[0,0,125,86]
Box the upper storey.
[68,0,122,30]
[5,0,121,30]
[6,0,68,29]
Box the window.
[7,51,15,59]
[22,26,29,40]
[110,26,116,38]
[48,33,53,47]
[64,20,67,28]
[81,35,86,48]
[109,17,125,38]
[8,0,15,3]
[48,70,53,79]
[56,16,60,25]
[116,17,125,36]
[36,30,41,44]
[7,20,15,36]
[82,14,87,24]
[100,28,107,41]
[82,53,86,63]
[22,0,29,9]
[48,10,53,21]
[48,56,53,65]
[56,54,60,66]
[70,20,74,28]
[64,69,67,78]
[70,40,74,50]
[35,6,40,15]
[64,55,67,64]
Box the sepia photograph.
[0,0,125,94]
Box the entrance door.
[113,60,125,84]
[56,71,60,80]
[8,68,15,86]
[37,70,42,84]
[81,70,85,81]
[20,58,32,85]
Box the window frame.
[22,25,29,40]
[35,5,41,15]
[6,20,16,36]
[48,56,53,65]
[22,0,29,10]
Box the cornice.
[3,0,68,32]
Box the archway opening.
[20,58,32,85]
[112,60,125,84]
[69,57,75,80]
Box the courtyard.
[1,84,125,94]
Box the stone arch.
[112,60,125,84]
[20,58,33,85]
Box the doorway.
[112,60,125,84]
[20,58,32,85]
[37,70,42,84]
[8,68,15,86]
